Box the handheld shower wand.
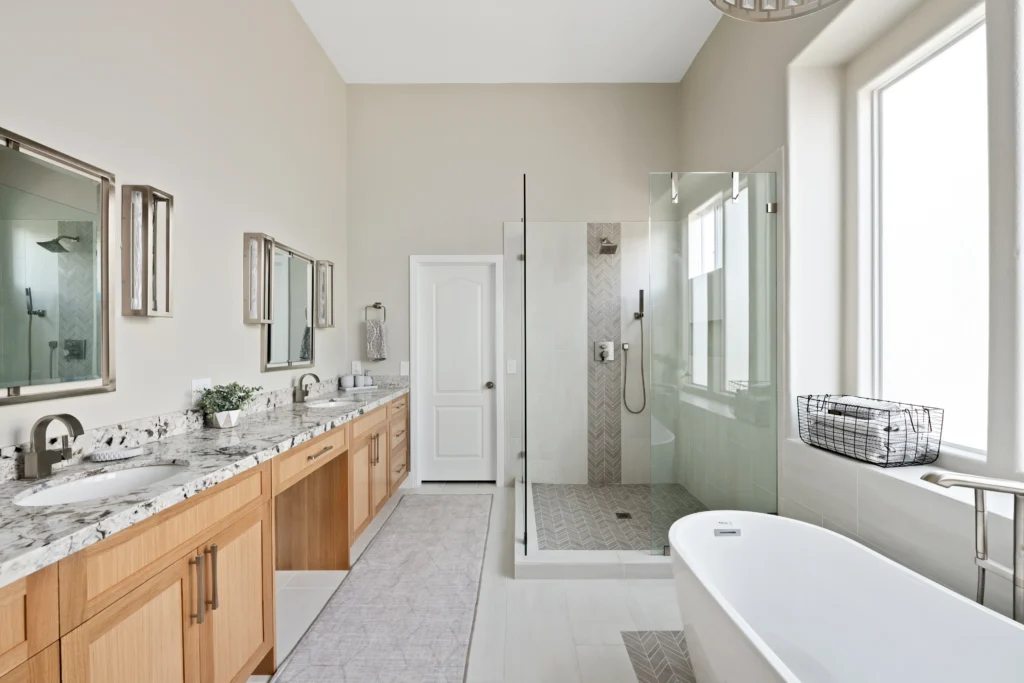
[623,289,647,414]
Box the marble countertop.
[0,386,409,589]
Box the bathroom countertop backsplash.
[0,376,409,589]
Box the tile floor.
[532,483,707,552]
[251,482,687,683]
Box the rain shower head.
[598,238,618,255]
[36,235,79,253]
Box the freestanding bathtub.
[670,511,1024,682]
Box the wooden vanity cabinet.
[0,644,60,683]
[0,566,58,679]
[370,424,390,515]
[348,429,374,541]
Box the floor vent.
[615,512,632,520]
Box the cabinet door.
[200,504,273,683]
[349,435,373,540]
[0,644,59,683]
[0,565,57,678]
[372,428,390,514]
[61,553,201,683]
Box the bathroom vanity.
[0,386,410,683]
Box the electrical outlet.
[191,378,212,406]
[507,359,517,374]
[400,361,410,376]
[351,360,362,375]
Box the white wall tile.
[779,441,858,531]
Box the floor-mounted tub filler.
[670,511,1024,682]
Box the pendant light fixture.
[709,0,843,22]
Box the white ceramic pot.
[355,375,369,387]
[209,409,241,429]
[341,374,355,389]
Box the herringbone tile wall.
[587,223,622,485]
[56,221,99,380]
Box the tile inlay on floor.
[272,494,492,683]
[622,631,696,683]
[532,483,707,551]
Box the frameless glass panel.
[649,172,778,554]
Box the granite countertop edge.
[0,386,409,590]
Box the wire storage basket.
[797,395,943,467]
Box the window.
[872,22,988,452]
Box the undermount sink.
[15,464,188,507]
[306,398,360,410]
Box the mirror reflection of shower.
[24,286,46,382]
[623,289,647,414]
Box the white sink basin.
[16,464,188,507]
[306,399,360,410]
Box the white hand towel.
[366,320,387,361]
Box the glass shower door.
[649,171,778,554]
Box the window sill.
[783,437,1016,523]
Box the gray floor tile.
[622,631,695,683]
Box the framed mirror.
[0,127,115,404]
[262,242,315,371]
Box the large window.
[873,22,988,452]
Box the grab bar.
[921,472,1024,624]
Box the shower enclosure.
[516,170,778,558]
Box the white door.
[414,259,500,482]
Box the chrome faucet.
[294,373,321,403]
[922,471,1024,624]
[24,414,84,479]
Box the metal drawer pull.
[190,553,205,624]
[307,444,334,462]
[206,544,219,610]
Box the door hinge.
[766,202,778,214]
[518,451,526,459]
[517,254,525,262]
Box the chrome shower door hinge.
[766,202,778,214]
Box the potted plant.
[196,382,262,429]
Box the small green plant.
[196,382,263,419]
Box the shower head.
[36,235,79,253]
[598,238,618,255]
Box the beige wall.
[346,84,679,374]
[0,0,347,446]
[676,9,842,171]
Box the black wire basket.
[797,395,944,467]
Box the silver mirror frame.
[314,260,335,328]
[121,185,173,317]
[261,241,316,373]
[0,126,116,405]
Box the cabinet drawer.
[390,394,408,419]
[390,442,408,490]
[0,566,58,678]
[58,464,269,634]
[0,643,59,683]
[350,406,389,443]
[273,426,347,494]
[389,418,408,450]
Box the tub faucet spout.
[922,471,1024,624]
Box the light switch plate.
[507,359,517,374]
[351,360,362,375]
[400,361,410,376]
[191,378,212,406]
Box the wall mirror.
[262,242,315,371]
[0,127,115,404]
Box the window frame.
[847,2,990,472]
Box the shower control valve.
[594,341,615,363]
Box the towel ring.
[364,302,386,322]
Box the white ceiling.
[290,0,722,84]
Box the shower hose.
[623,318,647,415]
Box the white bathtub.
[669,511,1024,682]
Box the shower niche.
[0,127,115,404]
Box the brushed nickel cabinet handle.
[205,544,219,610]
[190,554,205,624]
[307,444,334,462]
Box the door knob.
[485,381,495,389]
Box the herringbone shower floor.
[532,483,707,551]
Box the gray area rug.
[533,483,707,551]
[273,494,492,683]
[622,631,696,683]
